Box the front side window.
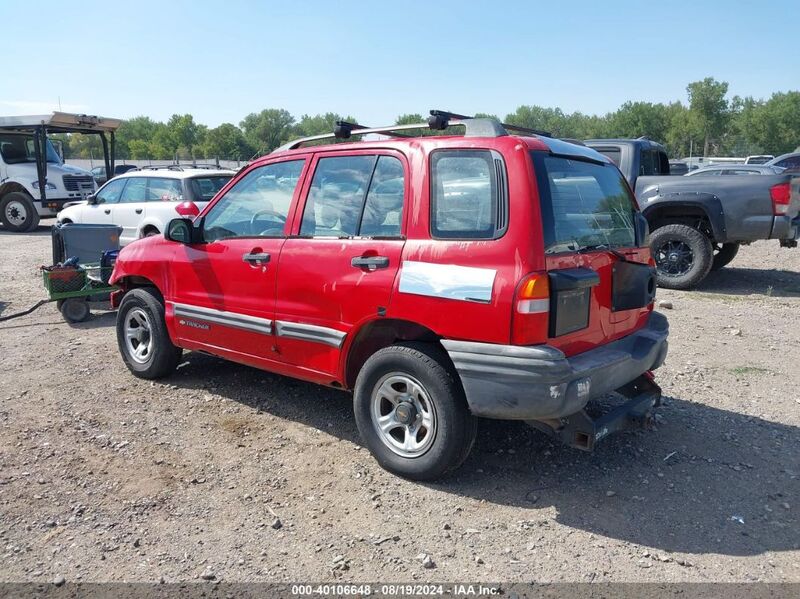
[0,134,60,164]
[147,178,183,201]
[430,150,503,239]
[532,153,637,253]
[119,178,148,203]
[95,178,127,204]
[300,155,405,238]
[202,159,305,241]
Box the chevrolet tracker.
[110,111,669,480]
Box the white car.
[57,167,234,245]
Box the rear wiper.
[577,243,628,262]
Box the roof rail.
[271,110,553,153]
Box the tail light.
[770,182,791,215]
[511,272,549,345]
[175,201,200,218]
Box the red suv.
[110,112,669,480]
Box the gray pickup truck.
[585,138,800,289]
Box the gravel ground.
[0,225,798,584]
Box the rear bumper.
[771,215,800,241]
[441,311,669,420]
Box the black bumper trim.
[441,311,669,420]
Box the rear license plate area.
[548,268,600,337]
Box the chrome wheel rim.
[124,308,153,364]
[370,373,436,458]
[5,200,27,227]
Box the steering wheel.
[249,210,286,235]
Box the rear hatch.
[531,150,655,357]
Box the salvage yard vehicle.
[109,111,669,480]
[58,167,234,245]
[585,138,800,289]
[685,164,785,176]
[0,112,121,232]
[90,163,138,185]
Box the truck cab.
[0,112,121,232]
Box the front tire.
[0,192,40,232]
[116,288,182,379]
[651,224,713,290]
[353,342,477,481]
[711,243,739,271]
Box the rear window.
[188,176,232,202]
[592,147,622,166]
[532,153,637,254]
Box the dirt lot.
[0,225,798,584]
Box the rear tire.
[116,288,182,379]
[143,227,160,238]
[0,192,39,232]
[711,243,739,271]
[353,342,477,481]
[651,224,713,290]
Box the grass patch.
[692,292,750,303]
[729,366,772,376]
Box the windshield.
[0,134,62,165]
[532,152,637,254]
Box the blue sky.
[1,0,797,127]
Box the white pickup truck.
[0,113,121,232]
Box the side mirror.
[165,218,195,244]
[175,200,200,218]
[86,194,97,205]
[635,212,650,246]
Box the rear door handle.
[243,252,271,265]
[351,255,389,270]
[104,209,111,214]
[135,208,143,214]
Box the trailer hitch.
[529,374,661,451]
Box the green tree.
[609,101,671,142]
[686,77,730,156]
[294,112,356,137]
[504,106,573,137]
[167,114,201,158]
[240,109,295,154]
[201,123,254,160]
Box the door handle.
[135,208,143,214]
[104,209,111,214]
[351,255,389,270]
[242,252,271,265]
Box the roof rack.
[272,110,553,153]
[139,164,222,171]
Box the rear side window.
[430,150,506,239]
[147,178,182,201]
[532,153,637,253]
[188,176,232,202]
[300,155,405,238]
